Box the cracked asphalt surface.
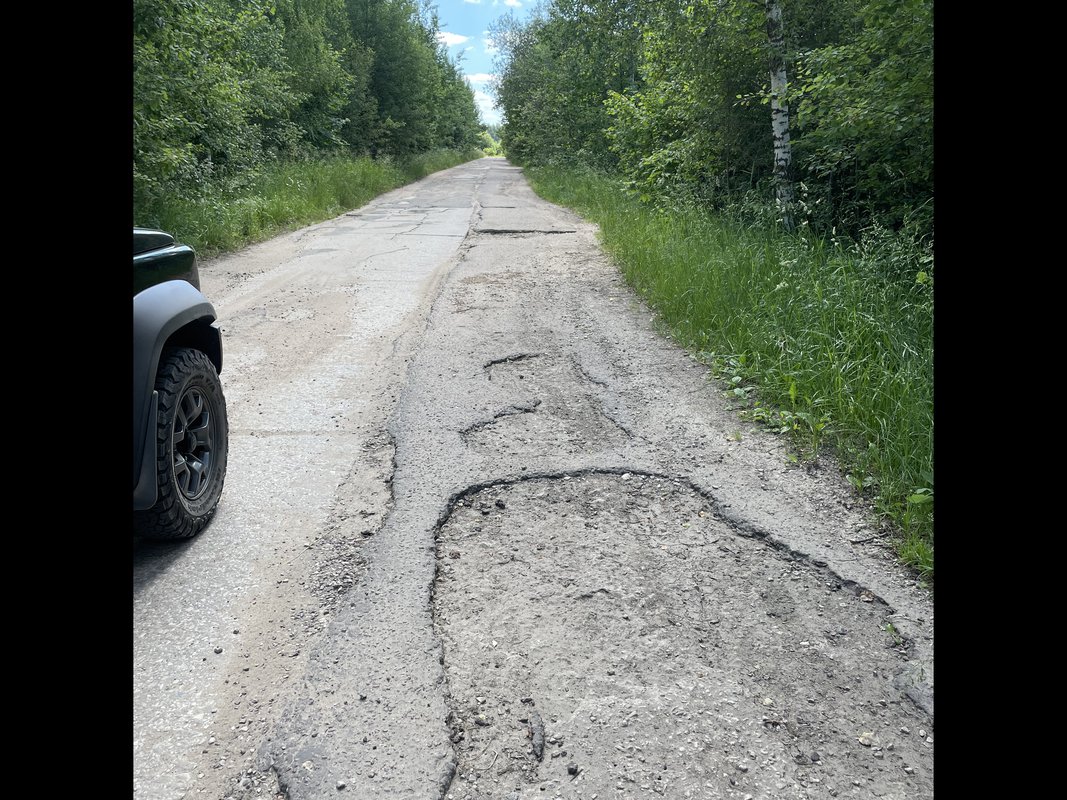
[132,158,933,800]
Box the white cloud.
[474,90,502,126]
[505,0,522,6]
[436,31,470,47]
[465,73,496,85]
[483,35,498,54]
[463,0,481,4]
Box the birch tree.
[764,0,794,229]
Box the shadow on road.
[132,535,196,597]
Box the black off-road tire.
[134,348,228,539]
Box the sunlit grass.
[135,149,484,257]
[527,165,933,581]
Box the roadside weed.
[884,623,904,647]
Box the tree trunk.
[764,0,793,230]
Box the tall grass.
[527,166,933,581]
[135,149,484,257]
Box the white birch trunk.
[764,0,794,230]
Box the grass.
[135,148,485,258]
[525,165,933,582]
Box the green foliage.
[272,0,355,152]
[493,0,932,236]
[479,130,504,156]
[134,0,483,219]
[432,55,485,152]
[526,165,933,579]
[493,0,646,168]
[133,0,301,206]
[605,0,769,205]
[790,0,933,235]
[350,0,437,153]
[884,622,903,647]
[345,0,481,156]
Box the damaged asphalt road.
[133,158,932,800]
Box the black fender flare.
[133,280,223,505]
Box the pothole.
[433,473,933,799]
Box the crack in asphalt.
[398,232,468,238]
[573,360,609,387]
[363,246,408,260]
[460,399,543,437]
[476,228,577,235]
[484,353,542,371]
[596,407,636,439]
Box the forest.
[133,0,487,243]
[492,0,931,239]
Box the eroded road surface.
[133,158,933,800]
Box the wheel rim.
[172,385,216,500]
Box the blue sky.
[432,0,536,126]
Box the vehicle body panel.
[133,237,199,294]
[133,231,223,510]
